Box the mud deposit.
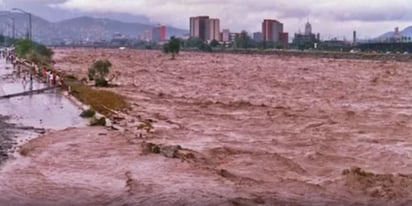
[1,48,412,205]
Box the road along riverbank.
[0,56,87,165]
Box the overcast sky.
[2,0,412,39]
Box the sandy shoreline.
[1,48,412,205]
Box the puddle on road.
[0,92,87,130]
[0,60,87,130]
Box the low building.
[280,32,289,48]
[253,32,262,42]
[143,30,152,42]
[229,32,239,42]
[221,29,230,42]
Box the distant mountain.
[402,26,412,36]
[376,26,412,40]
[55,16,186,41]
[3,1,151,24]
[0,11,187,44]
[55,16,152,41]
[378,31,394,39]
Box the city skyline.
[1,0,412,39]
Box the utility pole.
[29,12,32,41]
[12,17,15,39]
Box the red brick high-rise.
[262,19,284,42]
[152,25,166,42]
[159,25,166,41]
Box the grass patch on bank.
[63,74,128,116]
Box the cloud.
[0,0,5,10]
[43,0,412,38]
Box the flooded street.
[0,56,87,166]
[0,59,87,130]
[1,48,412,205]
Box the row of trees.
[14,38,54,66]
[182,35,285,50]
[11,37,112,88]
[160,34,289,60]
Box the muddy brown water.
[2,49,412,205]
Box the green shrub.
[88,60,112,86]
[80,109,96,118]
[95,78,108,87]
[90,117,106,126]
[163,36,181,59]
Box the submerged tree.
[88,59,112,87]
[163,36,181,59]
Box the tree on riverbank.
[14,38,54,66]
[88,60,112,87]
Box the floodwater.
[0,57,87,164]
[0,59,87,130]
[2,48,412,205]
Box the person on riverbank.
[46,70,50,83]
[49,72,54,86]
[42,68,47,82]
[29,71,33,84]
[56,74,61,86]
[32,64,38,76]
[52,72,56,86]
[17,64,21,78]
[22,74,27,90]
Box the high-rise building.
[190,16,210,41]
[262,19,284,42]
[152,25,166,42]
[353,30,357,45]
[208,18,220,41]
[292,21,319,49]
[190,16,221,41]
[305,22,312,35]
[190,17,199,37]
